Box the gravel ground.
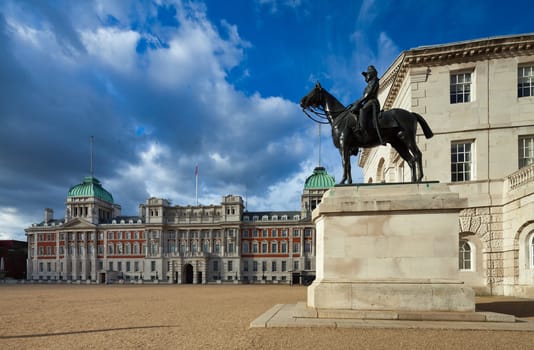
[1,284,533,350]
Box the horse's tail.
[413,112,434,139]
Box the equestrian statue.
[300,65,434,184]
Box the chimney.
[45,208,54,223]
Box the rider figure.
[349,65,385,145]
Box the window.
[451,141,473,182]
[262,261,267,272]
[293,229,300,237]
[518,65,534,97]
[228,261,233,272]
[253,261,258,272]
[213,260,219,271]
[242,230,249,238]
[450,72,471,104]
[281,261,286,272]
[282,229,288,237]
[271,261,277,272]
[459,241,472,270]
[293,260,299,270]
[134,261,139,272]
[305,259,311,270]
[109,261,113,271]
[228,242,234,254]
[262,229,268,237]
[304,228,312,237]
[281,242,287,253]
[293,242,300,253]
[117,261,122,271]
[305,241,311,253]
[530,234,534,269]
[519,135,534,168]
[243,261,249,272]
[252,242,259,253]
[272,229,277,237]
[108,244,114,255]
[271,241,278,253]
[262,242,268,253]
[242,242,249,254]
[253,230,259,238]
[151,261,156,272]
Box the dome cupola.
[67,176,114,203]
[304,167,335,189]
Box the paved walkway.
[251,302,534,331]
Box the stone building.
[25,168,334,285]
[359,33,534,296]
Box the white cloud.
[0,207,31,241]
[81,27,140,73]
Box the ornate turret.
[66,176,117,224]
[301,166,335,218]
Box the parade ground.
[1,284,534,349]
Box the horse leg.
[339,133,352,184]
[338,148,347,184]
[412,146,424,182]
[390,138,417,183]
[345,145,352,184]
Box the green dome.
[304,167,335,189]
[68,176,114,203]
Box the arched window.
[376,158,385,183]
[459,240,472,270]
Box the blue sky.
[1,0,533,241]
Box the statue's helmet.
[362,65,378,80]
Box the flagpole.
[195,164,198,205]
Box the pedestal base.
[309,182,475,313]
[308,280,475,312]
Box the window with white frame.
[518,65,534,97]
[450,72,472,104]
[518,135,534,168]
[451,141,473,182]
[459,240,472,270]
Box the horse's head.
[300,82,325,110]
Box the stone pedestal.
[308,182,475,312]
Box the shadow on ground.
[476,300,534,318]
[0,325,179,339]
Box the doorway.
[183,264,193,284]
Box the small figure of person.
[349,65,384,145]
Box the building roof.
[304,167,335,189]
[67,176,114,203]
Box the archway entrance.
[183,264,194,284]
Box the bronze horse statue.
[300,82,434,184]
